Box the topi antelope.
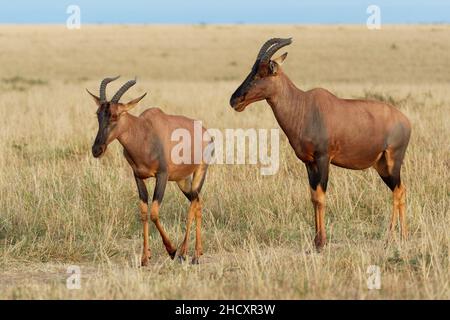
[230,38,411,250]
[87,76,213,265]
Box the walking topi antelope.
[230,38,411,250]
[87,77,213,265]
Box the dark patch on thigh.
[380,175,401,191]
[386,122,409,149]
[183,191,199,202]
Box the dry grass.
[0,25,449,299]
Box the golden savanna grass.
[0,25,449,299]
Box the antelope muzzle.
[92,130,108,158]
[92,143,106,158]
[229,95,246,112]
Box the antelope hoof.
[401,232,408,242]
[191,257,200,265]
[385,234,395,245]
[177,255,186,264]
[168,249,177,260]
[141,256,150,267]
[314,237,326,252]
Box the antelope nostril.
[92,145,105,158]
[230,96,241,108]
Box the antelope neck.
[266,73,307,140]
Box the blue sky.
[0,0,449,24]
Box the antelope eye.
[110,114,118,122]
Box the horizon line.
[0,22,449,26]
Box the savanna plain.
[0,25,449,299]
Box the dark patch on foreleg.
[306,156,329,250]
[150,171,176,258]
[135,176,150,266]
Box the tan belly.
[331,150,383,170]
[167,163,199,181]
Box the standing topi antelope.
[87,77,213,265]
[230,38,411,250]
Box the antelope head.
[87,76,147,158]
[230,38,292,112]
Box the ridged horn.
[255,38,280,62]
[99,76,120,102]
[111,78,137,103]
[260,38,292,64]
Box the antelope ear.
[269,52,288,74]
[118,92,147,113]
[86,89,101,107]
[273,52,288,65]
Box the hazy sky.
[0,0,449,24]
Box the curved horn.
[111,78,137,103]
[260,38,292,64]
[255,38,280,61]
[99,76,120,102]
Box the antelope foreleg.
[310,186,327,250]
[306,157,329,251]
[140,201,150,266]
[151,172,177,259]
[135,176,150,267]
